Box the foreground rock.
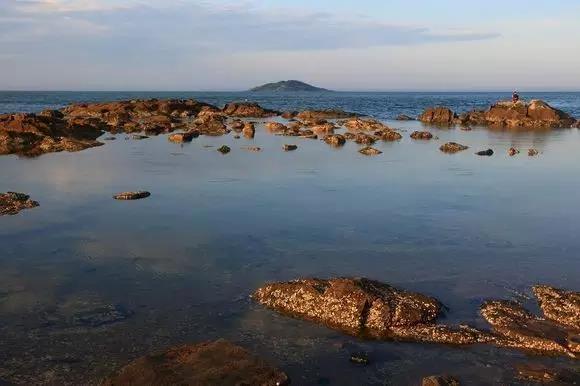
[422,375,460,386]
[440,142,468,153]
[113,191,151,200]
[102,339,289,386]
[419,107,457,125]
[222,102,279,118]
[0,192,39,216]
[533,286,580,330]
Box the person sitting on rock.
[512,90,520,103]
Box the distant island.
[250,80,331,92]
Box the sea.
[1,91,579,385]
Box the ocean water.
[1,92,580,385]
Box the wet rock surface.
[508,147,520,156]
[283,144,298,151]
[102,339,289,386]
[533,286,580,330]
[168,132,196,143]
[217,145,231,154]
[0,192,39,216]
[515,363,579,384]
[113,191,151,200]
[440,142,469,153]
[422,375,460,386]
[475,149,494,156]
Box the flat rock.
[0,192,39,216]
[222,102,278,118]
[102,339,289,386]
[113,191,151,200]
[359,146,382,156]
[410,131,433,140]
[440,142,468,153]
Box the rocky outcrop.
[0,192,39,216]
[343,118,388,132]
[458,100,576,129]
[113,191,151,200]
[419,107,457,125]
[222,102,278,118]
[102,339,289,386]
[533,286,580,330]
[323,134,346,147]
[440,142,468,153]
[296,109,357,120]
[410,131,433,140]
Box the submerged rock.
[439,142,468,153]
[419,107,457,125]
[422,375,460,386]
[323,134,346,147]
[0,192,39,216]
[102,339,289,386]
[217,145,231,154]
[410,131,433,140]
[396,114,415,121]
[222,102,279,118]
[359,146,382,156]
[475,149,494,156]
[283,144,297,151]
[113,191,151,200]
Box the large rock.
[0,192,39,216]
[222,102,278,118]
[102,339,289,386]
[458,100,576,129]
[253,278,442,338]
[533,285,580,329]
[419,107,457,125]
[296,109,357,120]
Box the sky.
[0,0,579,91]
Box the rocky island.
[250,80,331,92]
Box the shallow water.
[1,92,580,385]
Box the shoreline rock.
[102,339,289,386]
[0,192,39,216]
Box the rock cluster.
[0,192,39,216]
[102,339,289,386]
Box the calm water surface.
[1,92,579,385]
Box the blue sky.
[1,0,579,91]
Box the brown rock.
[410,131,433,140]
[323,134,346,147]
[230,119,245,131]
[353,133,377,145]
[0,192,39,216]
[102,339,289,386]
[343,118,389,132]
[113,191,151,200]
[419,107,457,125]
[533,286,580,330]
[359,146,382,156]
[283,144,297,151]
[439,142,468,153]
[168,132,196,143]
[222,102,278,118]
[253,278,441,338]
[375,129,402,141]
[508,147,519,156]
[242,122,255,139]
[281,111,298,119]
[310,123,335,135]
[265,122,288,133]
[296,109,357,120]
[422,375,460,386]
[528,148,539,156]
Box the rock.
[422,375,460,386]
[458,100,576,129]
[242,146,261,152]
[323,134,346,147]
[193,110,229,136]
[310,123,335,135]
[515,363,579,384]
[296,109,357,120]
[475,149,494,156]
[349,353,369,365]
[281,111,298,119]
[508,147,519,156]
[460,126,472,131]
[301,118,328,127]
[528,148,539,156]
[575,120,580,129]
[283,144,297,151]
[102,339,289,386]
[410,131,433,140]
[222,102,279,118]
[113,191,151,200]
[168,132,196,143]
[230,119,245,131]
[396,114,414,121]
[419,107,457,125]
[242,122,255,139]
[353,133,376,145]
[0,192,39,216]
[359,146,382,156]
[533,286,580,330]
[217,145,231,154]
[343,118,389,132]
[265,122,288,133]
[374,129,402,141]
[131,134,149,140]
[253,278,442,338]
[439,142,468,153]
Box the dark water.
[1,92,580,385]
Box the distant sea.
[1,91,579,119]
